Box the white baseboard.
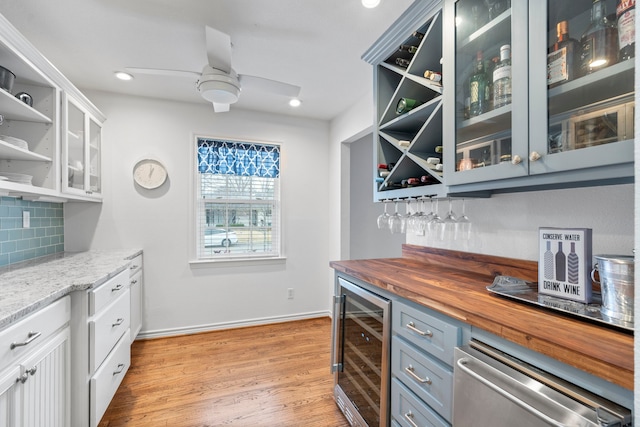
[136,310,331,340]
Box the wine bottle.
[580,0,619,75]
[567,242,580,284]
[543,241,554,280]
[399,45,418,54]
[617,0,636,60]
[395,58,411,68]
[423,70,442,82]
[547,20,580,87]
[412,31,425,40]
[493,44,512,108]
[555,241,566,282]
[469,51,488,117]
[377,163,395,170]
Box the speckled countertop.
[0,249,142,330]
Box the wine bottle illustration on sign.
[543,241,554,280]
[567,242,580,284]
[555,241,566,281]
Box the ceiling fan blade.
[206,26,232,74]
[212,102,230,113]
[125,67,200,79]
[238,75,301,98]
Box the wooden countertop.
[330,244,633,390]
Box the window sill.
[189,256,287,268]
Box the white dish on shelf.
[0,172,33,184]
[0,134,28,150]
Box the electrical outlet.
[22,211,30,228]
[287,288,294,299]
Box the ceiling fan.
[126,26,301,113]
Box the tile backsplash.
[0,196,64,267]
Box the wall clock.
[133,158,168,189]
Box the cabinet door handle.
[529,151,541,162]
[404,411,419,427]
[10,331,42,350]
[113,363,125,376]
[112,318,125,327]
[112,284,124,292]
[406,321,433,337]
[405,364,432,384]
[511,154,523,165]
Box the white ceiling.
[0,0,414,121]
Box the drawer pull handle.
[17,372,29,384]
[112,318,125,327]
[404,411,419,427]
[10,331,42,350]
[130,264,139,270]
[130,279,138,285]
[405,364,432,384]
[112,284,124,292]
[113,363,125,376]
[406,322,433,337]
[27,366,37,376]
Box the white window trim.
[188,134,286,266]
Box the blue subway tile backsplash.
[0,197,64,267]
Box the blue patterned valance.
[197,138,280,178]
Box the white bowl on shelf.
[0,172,33,184]
[0,135,28,150]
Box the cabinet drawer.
[391,378,449,427]
[90,331,130,427]
[0,296,70,370]
[393,300,460,366]
[392,336,453,422]
[128,253,143,274]
[90,289,130,373]
[89,268,129,316]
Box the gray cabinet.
[390,298,467,426]
[364,0,634,200]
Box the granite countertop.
[0,249,142,330]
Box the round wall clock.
[133,158,168,189]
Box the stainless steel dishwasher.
[453,340,632,427]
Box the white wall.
[406,185,634,260]
[349,133,403,260]
[64,91,331,337]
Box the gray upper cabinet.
[365,0,634,200]
[444,0,634,192]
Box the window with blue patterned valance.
[197,139,280,178]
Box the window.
[195,137,281,260]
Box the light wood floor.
[98,317,350,427]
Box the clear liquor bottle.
[493,44,512,108]
[579,0,619,76]
[469,51,488,117]
[547,21,580,87]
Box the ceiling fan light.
[199,80,240,104]
[362,0,381,8]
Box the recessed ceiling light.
[289,98,302,107]
[362,0,381,8]
[115,71,134,81]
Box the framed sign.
[538,227,592,303]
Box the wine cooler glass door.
[334,278,390,427]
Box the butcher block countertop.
[330,244,633,391]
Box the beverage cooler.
[331,277,391,427]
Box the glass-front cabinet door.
[62,94,102,199]
[529,0,634,174]
[444,0,529,185]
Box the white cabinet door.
[0,365,21,427]
[20,328,69,427]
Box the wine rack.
[373,9,445,201]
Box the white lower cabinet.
[71,268,131,427]
[391,298,466,427]
[128,253,143,341]
[0,296,71,427]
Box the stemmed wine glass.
[389,199,405,234]
[427,198,443,237]
[455,199,472,240]
[377,200,390,230]
[440,198,457,241]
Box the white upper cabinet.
[0,12,105,202]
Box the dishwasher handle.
[456,357,567,427]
